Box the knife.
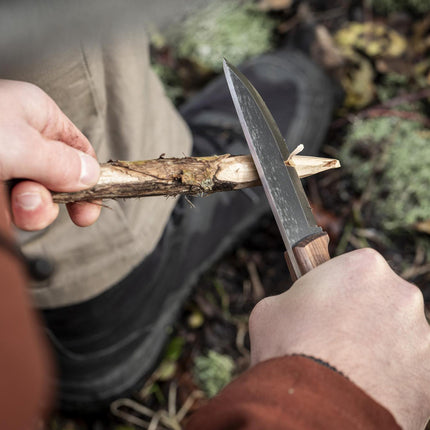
[223,59,330,280]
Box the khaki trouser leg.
[10,30,192,308]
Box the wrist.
[288,346,428,430]
[291,353,346,377]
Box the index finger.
[18,81,97,158]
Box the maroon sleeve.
[186,355,400,430]
[0,185,52,430]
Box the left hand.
[0,79,101,230]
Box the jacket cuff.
[186,355,400,430]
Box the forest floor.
[51,0,430,428]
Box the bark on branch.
[51,154,340,204]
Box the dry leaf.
[335,22,407,59]
[257,0,292,11]
[339,52,375,109]
[310,25,344,70]
[415,220,430,235]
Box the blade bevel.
[223,59,322,272]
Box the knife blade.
[223,59,330,280]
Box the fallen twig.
[331,87,430,129]
[111,389,205,430]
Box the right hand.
[249,249,430,430]
[0,79,101,231]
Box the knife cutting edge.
[223,59,330,280]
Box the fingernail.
[15,192,42,211]
[79,153,100,187]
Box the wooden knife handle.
[285,232,330,281]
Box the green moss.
[376,73,408,102]
[340,117,430,231]
[171,0,277,72]
[376,73,425,112]
[194,350,234,397]
[371,0,430,14]
[164,336,185,361]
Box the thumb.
[5,127,100,192]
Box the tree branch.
[52,154,340,203]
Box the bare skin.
[249,248,430,430]
[0,79,101,230]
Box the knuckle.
[18,82,48,105]
[44,145,79,189]
[348,248,389,281]
[402,281,424,311]
[355,248,387,270]
[19,82,59,133]
[39,98,60,137]
[350,249,424,312]
[26,82,44,96]
[249,297,272,333]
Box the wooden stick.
[51,154,340,203]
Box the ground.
[50,0,430,428]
